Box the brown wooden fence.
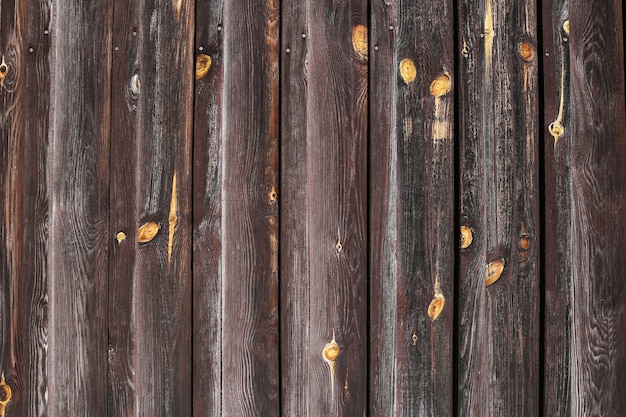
[1,0,625,415]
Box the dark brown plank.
[457,0,540,415]
[369,0,455,415]
[542,0,571,415]
[11,0,53,415]
[220,0,280,414]
[107,0,140,415]
[47,0,113,414]
[280,0,368,415]
[192,0,224,415]
[133,1,194,415]
[279,0,310,414]
[543,0,626,415]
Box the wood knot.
[430,74,451,97]
[428,293,445,321]
[548,121,564,139]
[195,54,212,80]
[269,186,278,203]
[0,374,12,415]
[460,226,473,249]
[563,20,570,35]
[116,232,126,244]
[518,42,534,61]
[138,222,159,243]
[130,73,141,95]
[0,56,8,87]
[485,258,505,286]
[399,58,416,84]
[352,24,368,60]
[323,340,340,362]
[519,235,531,250]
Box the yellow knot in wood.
[269,186,278,203]
[563,20,570,35]
[0,374,12,416]
[0,56,8,87]
[428,293,445,321]
[116,232,126,244]
[138,222,159,243]
[460,226,473,249]
[519,42,534,61]
[195,54,212,80]
[399,58,416,84]
[352,24,368,60]
[548,121,564,139]
[429,74,451,97]
[485,258,505,287]
[323,340,340,363]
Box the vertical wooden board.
[134,0,194,415]
[279,0,310,415]
[481,1,541,416]
[0,1,35,415]
[47,0,112,415]
[280,0,368,415]
[456,0,489,413]
[458,0,540,415]
[369,0,455,415]
[107,0,140,415]
[192,0,224,415]
[221,0,280,414]
[542,0,572,415]
[544,0,626,415]
[13,1,53,415]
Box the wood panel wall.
[0,0,625,416]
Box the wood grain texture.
[47,0,113,415]
[369,0,455,415]
[107,0,140,415]
[13,1,53,415]
[192,0,224,415]
[543,0,626,415]
[457,0,540,415]
[134,0,194,415]
[280,0,368,415]
[220,0,280,415]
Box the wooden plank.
[220,0,280,414]
[368,0,455,415]
[11,1,53,415]
[280,0,368,415]
[541,1,571,415]
[457,0,540,415]
[133,0,194,415]
[543,0,626,415]
[278,0,310,414]
[0,1,51,416]
[192,0,224,415]
[47,0,113,414]
[107,0,140,415]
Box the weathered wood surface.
[0,0,51,416]
[47,0,112,415]
[543,0,626,415]
[133,0,194,415]
[220,0,280,415]
[192,0,223,416]
[0,0,625,415]
[368,0,455,415]
[107,0,140,415]
[457,0,540,415]
[280,0,368,415]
